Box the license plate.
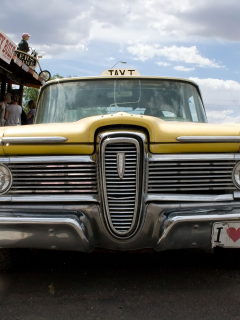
[212,222,240,248]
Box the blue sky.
[1,0,240,123]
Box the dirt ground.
[0,248,240,320]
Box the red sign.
[0,29,16,64]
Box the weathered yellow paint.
[150,143,240,154]
[1,112,240,155]
[0,148,5,156]
[3,113,240,142]
[3,144,94,155]
[0,130,5,155]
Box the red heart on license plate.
[227,227,240,242]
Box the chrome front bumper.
[0,216,91,252]
[0,202,240,252]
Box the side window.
[188,96,198,122]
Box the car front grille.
[6,158,97,195]
[101,137,141,236]
[148,159,237,194]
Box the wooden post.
[19,84,24,106]
[7,83,12,93]
[0,74,7,101]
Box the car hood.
[0,112,239,155]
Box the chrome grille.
[102,139,140,235]
[148,159,237,193]
[6,158,97,195]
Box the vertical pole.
[0,74,7,101]
[19,84,24,106]
[7,83,12,93]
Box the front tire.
[39,70,51,81]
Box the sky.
[1,0,240,124]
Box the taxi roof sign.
[101,69,140,76]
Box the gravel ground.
[0,248,240,320]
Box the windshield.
[35,79,207,123]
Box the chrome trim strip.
[146,193,234,202]
[234,191,240,198]
[98,131,147,144]
[9,155,93,163]
[0,196,11,201]
[2,136,68,144]
[176,136,240,143]
[0,156,94,163]
[0,157,10,163]
[149,154,235,161]
[0,195,99,202]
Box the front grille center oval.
[117,153,125,180]
[100,135,142,237]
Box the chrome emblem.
[117,153,125,179]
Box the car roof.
[43,75,200,90]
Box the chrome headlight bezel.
[232,162,240,190]
[0,164,12,195]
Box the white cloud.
[192,77,240,91]
[1,0,240,58]
[33,43,86,59]
[174,66,194,72]
[190,78,240,123]
[190,78,240,101]
[157,62,171,67]
[127,44,222,68]
[106,57,115,61]
[206,111,240,124]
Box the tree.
[23,87,39,106]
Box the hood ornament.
[117,153,125,179]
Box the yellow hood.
[0,112,239,155]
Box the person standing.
[27,100,36,124]
[4,94,22,126]
[0,93,12,126]
[17,33,31,53]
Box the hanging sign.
[14,50,38,69]
[0,29,16,64]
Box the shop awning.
[0,55,44,89]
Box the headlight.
[0,164,12,194]
[233,162,240,189]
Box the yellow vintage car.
[0,68,239,267]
